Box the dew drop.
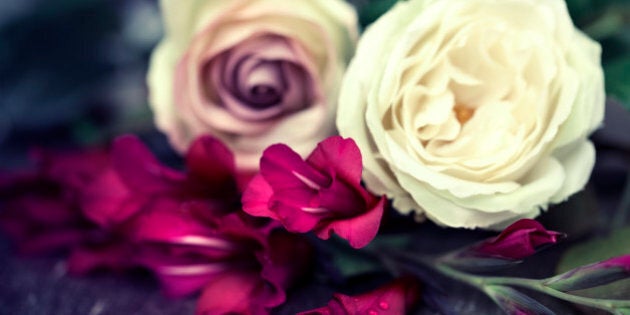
[379,301,390,310]
[368,310,378,315]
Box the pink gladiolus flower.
[474,219,563,260]
[81,134,239,228]
[242,136,386,249]
[0,148,137,274]
[0,149,110,255]
[128,202,312,314]
[297,277,421,315]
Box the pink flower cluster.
[0,134,388,314]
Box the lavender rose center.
[203,35,314,122]
[234,60,285,110]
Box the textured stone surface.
[0,238,196,315]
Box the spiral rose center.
[203,35,315,122]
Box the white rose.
[338,0,605,228]
[148,0,357,171]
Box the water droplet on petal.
[379,301,389,310]
[368,310,378,315]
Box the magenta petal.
[147,261,228,297]
[475,219,562,260]
[80,169,146,227]
[40,149,110,190]
[67,243,135,275]
[316,195,386,248]
[260,144,330,192]
[196,271,275,315]
[602,255,630,272]
[306,136,363,186]
[272,201,321,233]
[18,197,78,226]
[317,179,366,216]
[130,200,213,244]
[19,230,87,255]
[111,135,185,193]
[186,136,236,191]
[242,174,278,220]
[298,277,421,315]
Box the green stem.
[433,262,630,313]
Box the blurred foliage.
[354,0,399,29]
[557,226,630,273]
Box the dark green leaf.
[605,57,630,110]
[484,285,556,315]
[567,278,630,300]
[357,0,400,28]
[545,265,630,292]
[557,227,630,273]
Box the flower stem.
[432,262,630,314]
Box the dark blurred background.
[0,0,628,314]
[0,0,163,168]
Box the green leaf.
[358,0,400,28]
[557,227,630,273]
[605,57,630,111]
[545,264,630,292]
[565,0,623,27]
[568,278,630,300]
[484,285,556,315]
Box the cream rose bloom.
[148,0,357,170]
[338,0,605,228]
